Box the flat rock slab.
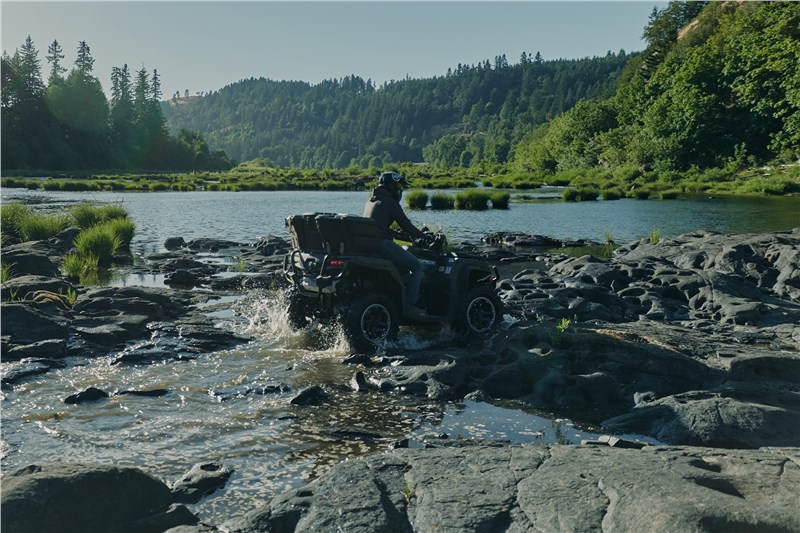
[0,462,198,532]
[233,443,800,533]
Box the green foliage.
[405,190,429,210]
[631,189,651,199]
[74,224,122,266]
[511,2,800,182]
[70,203,129,229]
[563,188,599,202]
[454,189,491,210]
[430,192,455,210]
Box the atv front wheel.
[341,293,399,352]
[457,285,503,336]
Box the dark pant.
[380,239,423,306]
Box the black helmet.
[378,172,411,188]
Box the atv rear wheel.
[341,293,399,352]
[286,290,312,329]
[457,285,503,336]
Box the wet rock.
[254,235,291,256]
[116,389,171,397]
[164,237,187,250]
[1,242,60,277]
[165,269,200,287]
[0,462,193,533]
[171,462,233,504]
[64,387,109,404]
[185,238,243,252]
[1,303,69,346]
[350,371,370,392]
[1,358,67,387]
[5,339,68,361]
[290,385,327,406]
[233,444,800,533]
[0,275,76,301]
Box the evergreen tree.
[75,40,95,76]
[46,39,66,86]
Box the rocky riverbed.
[2,227,799,531]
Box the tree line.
[2,37,234,171]
[162,51,632,169]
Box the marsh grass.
[563,188,599,202]
[20,213,70,241]
[649,228,661,244]
[1,202,32,242]
[455,189,490,210]
[631,189,651,200]
[430,192,455,210]
[405,190,429,210]
[105,218,136,248]
[71,203,130,229]
[74,225,122,266]
[489,191,511,209]
[601,189,624,201]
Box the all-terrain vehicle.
[283,212,503,351]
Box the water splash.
[233,289,350,355]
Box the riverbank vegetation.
[2,3,798,199]
[1,202,135,280]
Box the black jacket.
[363,186,425,241]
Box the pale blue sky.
[2,1,665,97]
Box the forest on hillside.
[162,51,632,169]
[513,1,800,175]
[1,38,233,171]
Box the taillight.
[327,259,346,268]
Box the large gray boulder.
[0,303,69,347]
[232,443,800,533]
[0,463,198,532]
[1,241,60,277]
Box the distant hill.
[161,52,633,168]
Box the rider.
[364,171,428,315]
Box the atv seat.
[315,214,382,256]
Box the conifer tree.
[46,40,66,86]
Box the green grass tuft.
[405,190,429,210]
[19,213,70,241]
[105,217,136,248]
[454,189,491,210]
[489,191,511,209]
[74,225,122,266]
[430,192,455,210]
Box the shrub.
[577,188,599,201]
[632,189,651,200]
[601,189,623,201]
[455,189,490,210]
[405,190,429,209]
[74,225,122,266]
[430,192,455,210]
[19,213,70,241]
[105,217,136,248]
[490,191,511,209]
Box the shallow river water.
[2,188,798,523]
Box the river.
[2,188,798,523]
